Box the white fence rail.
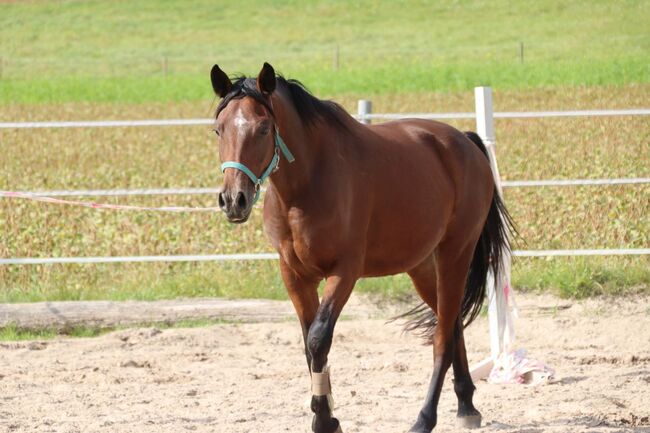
[1,108,649,130]
[0,253,279,266]
[13,187,223,197]
[0,119,212,129]
[1,90,648,264]
[2,248,649,266]
[6,177,650,198]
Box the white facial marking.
[233,108,252,132]
[234,116,248,128]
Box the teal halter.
[220,128,295,203]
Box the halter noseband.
[220,128,295,203]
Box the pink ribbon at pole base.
[488,348,555,385]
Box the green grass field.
[0,0,649,303]
[1,0,648,102]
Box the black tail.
[394,131,516,342]
[462,131,516,326]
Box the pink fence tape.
[488,348,555,385]
[0,190,221,213]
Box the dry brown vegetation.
[0,85,648,300]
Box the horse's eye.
[213,129,220,137]
[259,127,270,136]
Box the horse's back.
[365,118,493,201]
[368,118,487,165]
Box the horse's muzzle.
[218,189,252,223]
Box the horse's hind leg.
[407,255,438,315]
[408,245,476,433]
[452,319,482,428]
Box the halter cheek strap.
[220,129,295,203]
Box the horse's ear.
[256,62,276,95]
[211,64,232,98]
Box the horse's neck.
[268,117,321,205]
[268,91,361,206]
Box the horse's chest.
[272,213,338,278]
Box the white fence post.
[474,87,502,194]
[358,99,372,125]
[333,44,340,71]
[162,55,168,76]
[474,87,495,142]
[471,86,515,380]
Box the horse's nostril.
[218,192,226,209]
[237,192,246,209]
[236,192,247,210]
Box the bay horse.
[210,62,512,433]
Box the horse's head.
[211,63,279,223]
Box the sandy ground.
[1,293,649,433]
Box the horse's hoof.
[313,417,342,433]
[456,414,482,429]
[409,412,435,432]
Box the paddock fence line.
[0,190,220,212]
[0,254,280,266]
[10,187,225,197]
[1,88,648,264]
[4,177,650,199]
[1,108,650,130]
[2,248,649,266]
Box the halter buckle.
[271,146,281,174]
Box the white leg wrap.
[311,366,337,420]
[311,366,331,396]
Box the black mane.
[216,75,349,129]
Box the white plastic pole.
[475,87,495,144]
[475,87,502,194]
[471,87,515,380]
[357,100,372,125]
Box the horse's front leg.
[280,257,357,433]
[279,259,321,371]
[308,271,357,433]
